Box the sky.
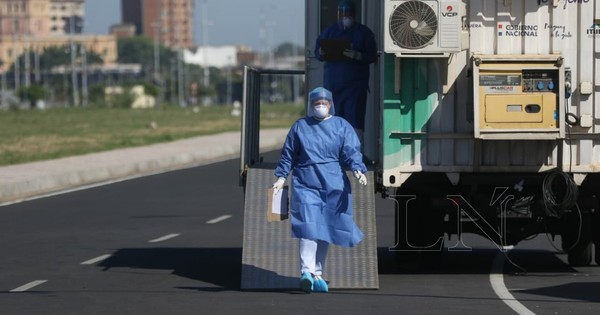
[84,0,305,52]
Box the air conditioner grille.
[389,1,438,49]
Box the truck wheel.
[391,191,444,266]
[595,242,600,266]
[561,209,593,267]
[594,217,600,265]
[391,193,419,264]
[566,241,593,266]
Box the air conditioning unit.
[384,0,467,57]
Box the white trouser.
[299,238,329,276]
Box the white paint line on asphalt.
[80,254,112,265]
[0,140,271,208]
[148,233,180,243]
[206,215,232,224]
[0,173,166,207]
[10,280,48,292]
[490,252,536,315]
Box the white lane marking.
[10,280,48,292]
[0,162,216,207]
[490,252,536,315]
[206,215,232,224]
[148,233,180,243]
[80,254,112,265]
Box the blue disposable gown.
[315,22,377,130]
[274,115,367,247]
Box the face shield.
[307,87,336,118]
[337,0,356,29]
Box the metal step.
[241,164,378,290]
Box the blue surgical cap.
[309,87,333,104]
[307,87,335,117]
[338,0,356,15]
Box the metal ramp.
[241,164,378,290]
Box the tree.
[274,42,303,57]
[8,45,104,73]
[17,85,48,109]
[117,36,176,71]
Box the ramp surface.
[241,165,378,290]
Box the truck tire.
[391,194,419,264]
[593,214,600,266]
[566,241,593,267]
[561,209,593,267]
[391,191,444,266]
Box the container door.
[305,0,325,91]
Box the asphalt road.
[1,152,599,315]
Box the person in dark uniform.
[314,0,377,146]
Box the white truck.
[304,0,599,266]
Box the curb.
[0,129,288,204]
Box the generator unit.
[472,54,566,140]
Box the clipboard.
[267,187,289,222]
[320,39,351,61]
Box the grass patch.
[0,103,304,166]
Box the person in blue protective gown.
[272,87,368,293]
[314,0,377,142]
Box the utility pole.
[24,47,31,88]
[178,48,184,107]
[1,69,6,107]
[14,48,20,93]
[34,48,41,84]
[152,21,161,105]
[175,24,184,107]
[170,58,176,104]
[152,22,160,80]
[13,17,20,93]
[201,0,209,88]
[81,46,88,107]
[70,14,79,107]
[23,19,31,88]
[226,56,232,105]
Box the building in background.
[0,0,84,37]
[0,34,117,70]
[0,0,117,72]
[109,23,136,39]
[49,0,84,36]
[121,0,194,49]
[0,0,51,37]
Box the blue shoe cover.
[299,272,313,293]
[313,276,329,293]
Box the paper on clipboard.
[319,39,352,61]
[267,187,289,222]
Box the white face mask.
[342,17,353,29]
[313,105,329,119]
